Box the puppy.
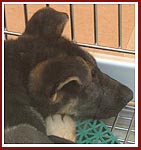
[4,7,133,143]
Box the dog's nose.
[121,85,133,103]
[126,88,133,102]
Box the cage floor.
[75,105,135,144]
[102,105,135,144]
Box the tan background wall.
[4,4,135,57]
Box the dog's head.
[24,7,133,120]
[28,56,133,120]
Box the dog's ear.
[28,56,92,104]
[22,7,68,39]
[50,76,82,104]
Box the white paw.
[45,114,76,142]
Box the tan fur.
[51,91,64,104]
[57,76,82,91]
[28,60,48,93]
[57,98,79,116]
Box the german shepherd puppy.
[4,7,133,143]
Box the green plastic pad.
[76,119,120,144]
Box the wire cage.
[3,3,135,144]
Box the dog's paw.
[45,114,76,142]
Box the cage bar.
[70,4,75,42]
[118,4,122,48]
[4,30,22,36]
[118,138,135,144]
[111,115,119,132]
[23,4,28,26]
[75,42,135,54]
[107,125,135,132]
[46,4,49,7]
[4,5,7,40]
[124,112,135,143]
[93,4,98,45]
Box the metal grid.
[103,105,135,144]
[69,4,135,54]
[4,4,135,144]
